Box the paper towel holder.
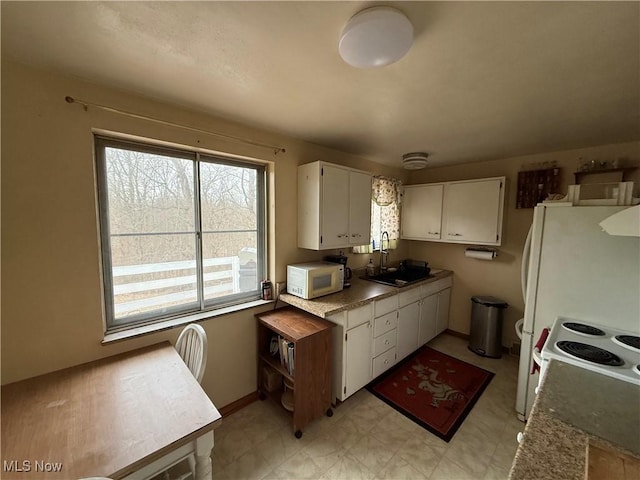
[465,247,498,260]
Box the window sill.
[102,299,274,344]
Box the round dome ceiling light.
[402,152,429,170]
[339,6,414,68]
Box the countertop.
[509,360,640,480]
[278,269,453,318]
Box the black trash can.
[469,296,508,358]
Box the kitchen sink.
[361,268,433,287]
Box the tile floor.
[212,334,523,480]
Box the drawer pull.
[428,231,439,235]
[385,339,390,345]
[386,320,391,325]
[448,233,463,237]
[384,359,389,365]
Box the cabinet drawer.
[373,329,397,356]
[373,348,396,378]
[398,286,422,307]
[373,311,397,337]
[422,276,453,297]
[347,303,373,329]
[374,295,398,317]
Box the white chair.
[162,324,208,480]
[175,323,208,384]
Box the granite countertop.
[509,360,640,480]
[278,269,453,318]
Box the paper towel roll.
[465,249,496,260]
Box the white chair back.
[175,324,208,384]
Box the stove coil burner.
[556,341,624,366]
[562,322,606,336]
[615,335,640,351]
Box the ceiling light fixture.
[402,152,429,170]
[339,6,413,68]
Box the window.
[353,176,402,253]
[95,136,266,332]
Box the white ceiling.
[2,1,639,168]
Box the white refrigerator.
[515,205,640,421]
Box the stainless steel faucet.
[380,231,390,272]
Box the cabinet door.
[436,288,451,335]
[419,293,438,346]
[349,171,372,245]
[321,164,350,248]
[397,302,420,361]
[345,321,372,398]
[442,178,504,245]
[401,184,444,240]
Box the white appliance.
[286,262,344,299]
[515,205,640,421]
[539,317,640,386]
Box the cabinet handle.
[448,233,463,237]
[385,319,391,325]
[351,233,362,238]
[428,231,439,235]
[385,339,390,345]
[384,359,389,365]
[337,234,348,238]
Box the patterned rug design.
[367,346,494,442]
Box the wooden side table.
[256,307,333,438]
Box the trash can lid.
[471,296,508,308]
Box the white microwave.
[286,262,344,299]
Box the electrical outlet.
[275,282,286,294]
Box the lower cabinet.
[344,321,372,398]
[327,276,453,404]
[419,277,453,347]
[328,304,372,403]
[418,293,439,346]
[397,301,420,361]
[436,288,451,335]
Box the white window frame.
[95,135,267,333]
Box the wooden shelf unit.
[516,167,561,209]
[256,306,334,438]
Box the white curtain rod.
[65,96,286,155]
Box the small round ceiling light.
[339,6,413,68]
[402,152,429,170]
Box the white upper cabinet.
[401,184,444,240]
[442,177,505,245]
[402,176,505,246]
[349,170,374,245]
[298,161,372,250]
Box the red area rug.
[367,346,494,442]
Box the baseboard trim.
[445,328,469,340]
[219,391,258,417]
[444,329,509,354]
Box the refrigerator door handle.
[521,223,533,302]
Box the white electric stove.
[540,317,640,386]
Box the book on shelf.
[287,342,294,377]
[275,336,295,376]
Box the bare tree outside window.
[96,137,265,331]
